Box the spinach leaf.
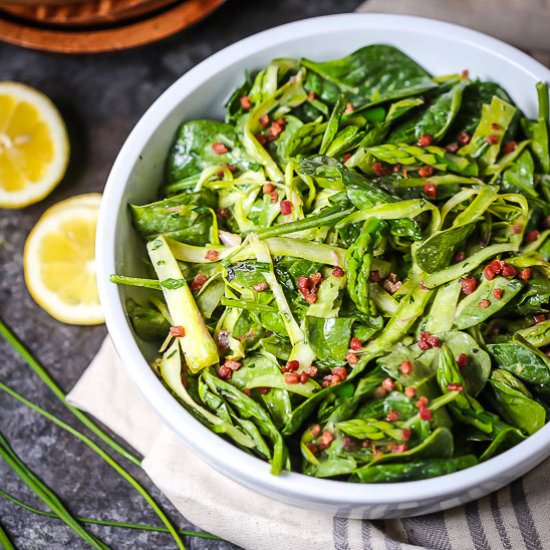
[126,298,169,341]
[196,276,225,319]
[160,343,255,450]
[303,70,341,107]
[259,334,292,361]
[486,369,546,435]
[225,261,271,287]
[511,275,550,315]
[516,320,550,348]
[304,316,355,367]
[319,95,345,154]
[261,388,292,430]
[388,81,467,144]
[301,45,436,107]
[225,71,253,124]
[421,280,461,334]
[131,191,217,244]
[444,331,492,397]
[448,81,516,137]
[326,125,366,158]
[487,338,550,385]
[501,150,536,198]
[413,222,476,273]
[352,455,477,483]
[454,276,523,330]
[373,427,454,464]
[203,370,288,475]
[378,331,490,397]
[166,120,254,182]
[435,344,495,434]
[298,155,421,240]
[230,353,318,397]
[479,426,525,461]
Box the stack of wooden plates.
[0,0,224,53]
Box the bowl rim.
[97,13,550,508]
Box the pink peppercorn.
[280,200,293,215]
[417,134,433,147]
[519,268,532,281]
[502,263,517,278]
[320,431,334,449]
[493,288,504,300]
[169,325,185,337]
[461,277,478,294]
[350,337,363,351]
[419,407,432,421]
[400,360,413,375]
[211,141,229,154]
[382,377,395,392]
[253,281,268,292]
[284,372,299,384]
[218,365,232,380]
[386,410,399,422]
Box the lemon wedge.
[0,82,69,209]
[24,194,104,325]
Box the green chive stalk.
[0,488,219,541]
[0,432,109,549]
[0,522,15,550]
[109,275,162,290]
[0,319,141,467]
[0,382,185,550]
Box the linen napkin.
[68,3,550,548]
[68,338,550,550]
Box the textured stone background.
[0,1,362,548]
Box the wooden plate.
[0,0,177,26]
[0,0,224,53]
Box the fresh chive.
[0,381,185,550]
[0,521,15,550]
[109,274,162,290]
[537,81,549,121]
[255,208,354,238]
[0,488,220,540]
[0,431,109,549]
[0,319,141,467]
[220,297,278,313]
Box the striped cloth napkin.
[69,3,550,548]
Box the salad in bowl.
[111,42,550,484]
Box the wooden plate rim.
[0,0,178,27]
[0,0,225,53]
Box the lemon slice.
[41,192,101,218]
[0,82,69,209]
[24,194,104,325]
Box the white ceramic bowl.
[97,14,550,518]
